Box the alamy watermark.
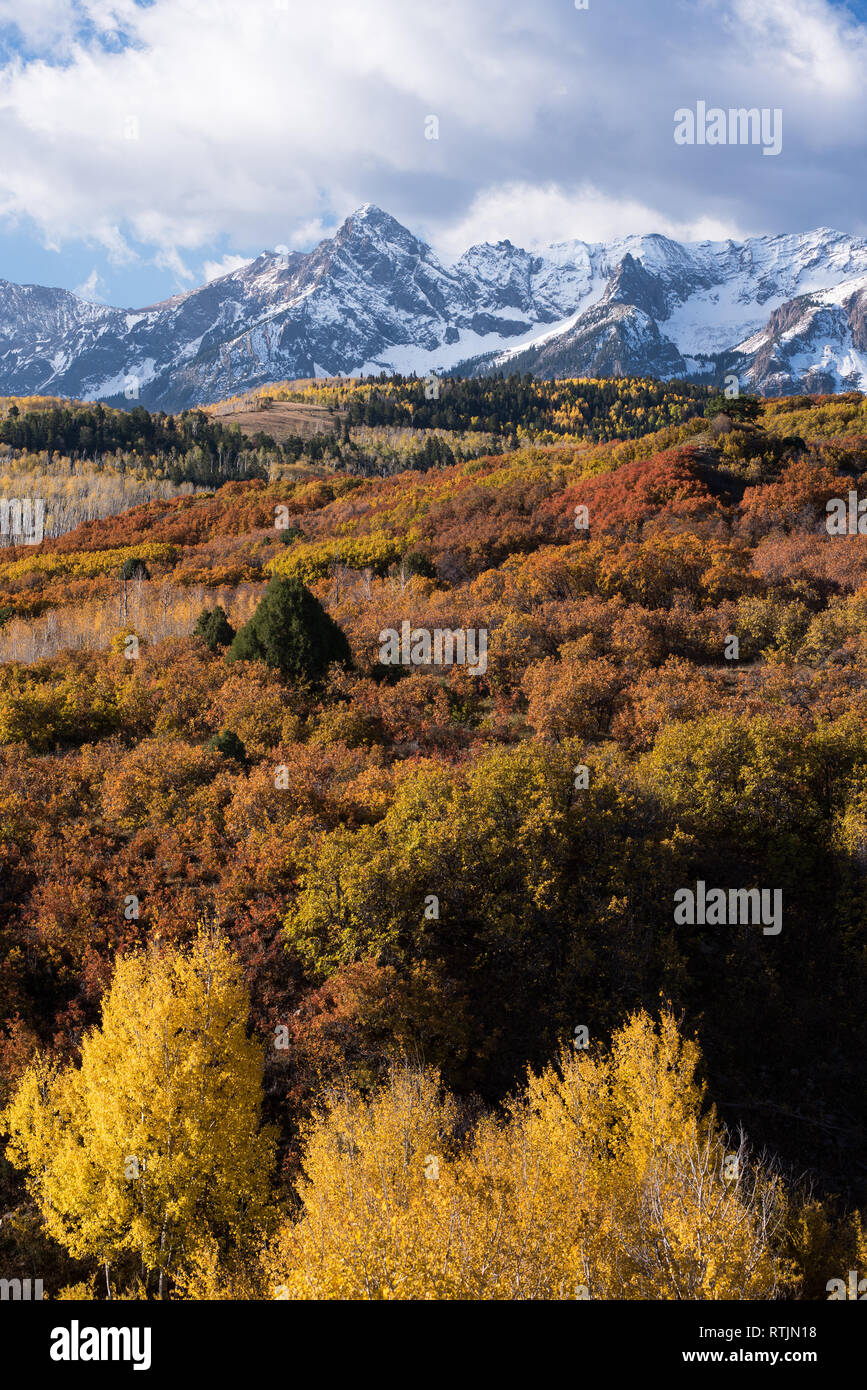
[50,1322,152,1370]
[674,103,782,156]
[826,1270,867,1300]
[378,621,488,675]
[1,1276,43,1300]
[674,880,782,935]
[826,492,867,535]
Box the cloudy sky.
[0,0,865,306]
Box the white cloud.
[202,253,252,283]
[728,0,867,97]
[153,247,194,285]
[0,0,863,274]
[72,267,105,301]
[286,220,330,250]
[433,183,746,259]
[0,0,531,253]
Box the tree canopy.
[227,575,351,681]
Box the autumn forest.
[1,378,865,1302]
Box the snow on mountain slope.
[486,228,867,383]
[730,276,867,395]
[1,207,867,407]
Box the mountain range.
[1,204,866,410]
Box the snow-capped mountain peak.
[0,212,865,408]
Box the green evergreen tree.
[403,550,436,579]
[706,392,762,423]
[207,729,247,762]
[193,605,236,651]
[226,576,351,681]
[120,557,150,581]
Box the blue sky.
[0,0,864,307]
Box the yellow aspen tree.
[2,928,275,1298]
[265,1066,459,1300]
[265,1012,790,1301]
[601,1010,790,1298]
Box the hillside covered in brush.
[1,383,866,1298]
[0,377,710,548]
